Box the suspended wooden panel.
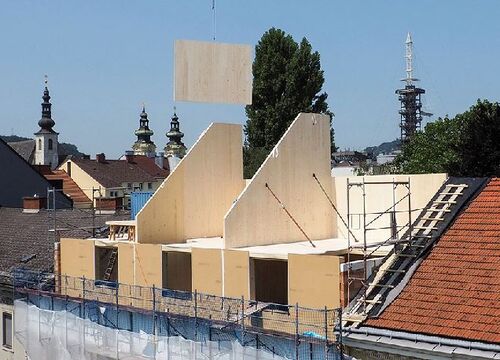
[174,40,252,104]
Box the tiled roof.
[72,156,168,188]
[365,178,500,344]
[44,170,92,205]
[8,140,35,163]
[0,207,129,272]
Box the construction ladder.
[103,248,118,281]
[350,183,468,318]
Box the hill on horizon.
[0,134,86,158]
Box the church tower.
[132,106,157,156]
[164,111,187,159]
[34,77,59,169]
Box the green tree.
[243,28,334,178]
[396,99,500,176]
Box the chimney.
[124,150,134,164]
[95,196,123,214]
[96,153,106,163]
[23,196,47,213]
[155,152,164,169]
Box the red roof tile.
[365,178,500,345]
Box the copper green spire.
[132,105,156,156]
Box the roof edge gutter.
[343,326,500,354]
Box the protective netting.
[15,300,286,360]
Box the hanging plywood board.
[136,123,245,244]
[223,249,249,299]
[192,248,222,296]
[288,254,341,308]
[224,113,336,248]
[174,40,252,104]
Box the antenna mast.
[396,33,429,143]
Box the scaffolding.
[13,270,344,360]
[346,178,413,314]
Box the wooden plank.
[174,40,252,104]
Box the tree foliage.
[396,99,500,177]
[243,28,334,178]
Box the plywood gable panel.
[136,123,245,244]
[117,243,134,286]
[224,113,336,248]
[288,254,341,308]
[192,248,222,296]
[223,250,249,299]
[174,40,252,104]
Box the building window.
[127,183,132,190]
[38,139,42,150]
[2,312,12,349]
[139,183,143,190]
[48,138,53,150]
[148,182,153,190]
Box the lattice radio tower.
[396,33,430,143]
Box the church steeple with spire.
[34,76,59,169]
[164,109,187,159]
[132,105,157,156]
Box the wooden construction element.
[174,40,252,105]
[332,173,447,242]
[136,123,245,244]
[224,113,336,248]
[223,249,250,299]
[191,248,223,296]
[288,254,341,309]
[60,238,95,279]
[107,220,136,241]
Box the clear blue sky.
[1,1,499,157]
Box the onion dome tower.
[132,106,157,156]
[34,76,59,169]
[164,110,187,159]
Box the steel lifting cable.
[312,173,360,243]
[265,183,316,248]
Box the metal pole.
[241,295,245,332]
[324,307,328,360]
[408,177,413,242]
[152,285,157,358]
[295,303,299,360]
[339,308,344,360]
[194,290,198,341]
[362,178,367,314]
[346,179,351,306]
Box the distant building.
[59,153,169,209]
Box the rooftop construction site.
[1,2,500,360]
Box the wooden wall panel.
[332,173,447,242]
[288,254,341,309]
[118,243,134,286]
[174,40,252,104]
[60,238,95,279]
[224,113,336,247]
[134,244,162,288]
[192,248,222,296]
[223,250,249,299]
[136,123,245,244]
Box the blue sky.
[1,1,499,157]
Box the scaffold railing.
[12,269,344,360]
